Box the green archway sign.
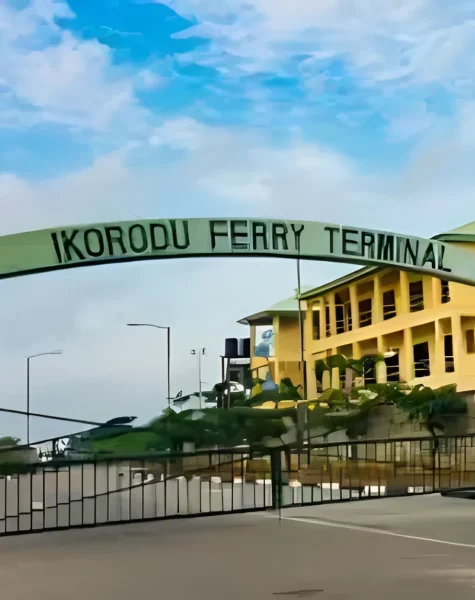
[1,218,475,284]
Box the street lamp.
[191,348,206,409]
[26,350,62,445]
[127,323,171,408]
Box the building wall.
[246,251,475,398]
[249,317,303,387]
[302,268,475,398]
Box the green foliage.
[314,359,329,386]
[326,354,348,375]
[316,353,386,384]
[75,382,469,456]
[307,381,467,442]
[318,388,346,408]
[392,383,466,433]
[0,437,20,448]
[278,378,302,400]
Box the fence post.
[270,449,282,510]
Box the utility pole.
[26,350,62,445]
[127,323,172,408]
[191,348,206,409]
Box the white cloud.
[163,0,475,91]
[0,0,150,135]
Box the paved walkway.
[2,495,475,599]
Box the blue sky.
[3,0,467,182]
[2,0,475,438]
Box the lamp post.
[191,348,206,409]
[26,350,62,446]
[127,323,171,408]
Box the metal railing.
[386,364,400,382]
[1,432,475,536]
[445,355,455,373]
[281,433,475,508]
[0,448,273,536]
[410,293,424,312]
[359,309,372,327]
[383,303,397,320]
[414,359,431,378]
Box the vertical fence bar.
[93,461,97,526]
[81,463,84,526]
[141,460,145,520]
[68,464,71,528]
[29,471,33,531]
[241,454,244,510]
[106,461,110,523]
[17,472,21,533]
[42,469,45,530]
[164,459,168,517]
[55,467,59,529]
[270,449,282,511]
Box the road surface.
[2,495,475,598]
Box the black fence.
[0,432,475,536]
[0,448,273,536]
[280,433,475,507]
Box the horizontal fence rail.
[0,432,475,535]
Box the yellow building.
[238,291,307,387]
[239,222,475,399]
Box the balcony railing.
[359,309,372,327]
[336,317,346,334]
[386,364,400,382]
[383,302,397,320]
[445,355,454,373]
[410,293,424,312]
[414,359,430,378]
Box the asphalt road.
[2,495,475,599]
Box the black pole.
[26,357,30,446]
[296,256,307,400]
[224,358,231,410]
[0,406,103,426]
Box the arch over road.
[2,217,475,285]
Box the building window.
[363,356,377,385]
[386,352,400,382]
[383,290,397,320]
[312,305,320,340]
[335,304,345,334]
[466,329,475,354]
[346,303,352,331]
[359,298,372,327]
[444,335,454,372]
[325,306,331,337]
[441,280,450,304]
[413,341,430,377]
[409,281,424,312]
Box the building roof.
[238,286,313,325]
[299,266,378,300]
[432,221,475,243]
[238,219,475,324]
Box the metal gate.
[1,432,475,536]
[0,447,273,536]
[278,434,475,508]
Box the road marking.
[275,516,475,550]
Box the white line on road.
[273,516,475,550]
